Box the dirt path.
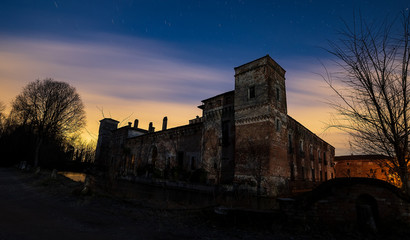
[0,168,294,240]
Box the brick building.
[95,55,335,196]
[334,155,400,187]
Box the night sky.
[0,0,409,155]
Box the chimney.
[162,116,168,131]
[128,122,132,127]
[149,122,155,132]
[134,119,139,128]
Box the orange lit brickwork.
[334,155,401,187]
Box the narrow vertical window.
[318,150,321,163]
[276,119,281,131]
[311,168,315,182]
[276,87,280,101]
[177,151,184,168]
[248,86,255,99]
[191,157,196,170]
[290,163,295,181]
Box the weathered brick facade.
[95,55,335,196]
[334,155,400,187]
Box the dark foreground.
[0,168,405,240]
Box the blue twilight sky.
[0,0,409,154]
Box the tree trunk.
[400,166,409,194]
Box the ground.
[0,167,406,240]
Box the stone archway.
[356,193,379,232]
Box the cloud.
[0,34,232,141]
[0,34,350,155]
[283,60,350,155]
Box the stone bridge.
[279,177,410,231]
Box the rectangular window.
[290,163,295,181]
[312,169,315,182]
[299,140,305,157]
[248,86,255,99]
[276,87,280,101]
[191,157,196,170]
[318,150,322,163]
[177,151,184,168]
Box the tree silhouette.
[10,79,86,167]
[324,11,410,192]
[0,101,5,137]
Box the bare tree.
[10,79,86,167]
[324,11,410,192]
[0,101,5,136]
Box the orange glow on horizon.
[0,36,351,156]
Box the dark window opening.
[290,163,295,181]
[191,157,196,170]
[318,150,322,163]
[177,151,184,168]
[299,140,305,157]
[288,135,293,153]
[276,87,280,101]
[248,86,255,99]
[312,169,315,182]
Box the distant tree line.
[0,78,94,170]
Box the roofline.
[127,122,203,139]
[100,118,119,123]
[287,115,335,150]
[335,154,393,161]
[234,54,286,73]
[201,90,234,103]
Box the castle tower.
[95,118,119,166]
[233,55,290,195]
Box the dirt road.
[0,168,288,240]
